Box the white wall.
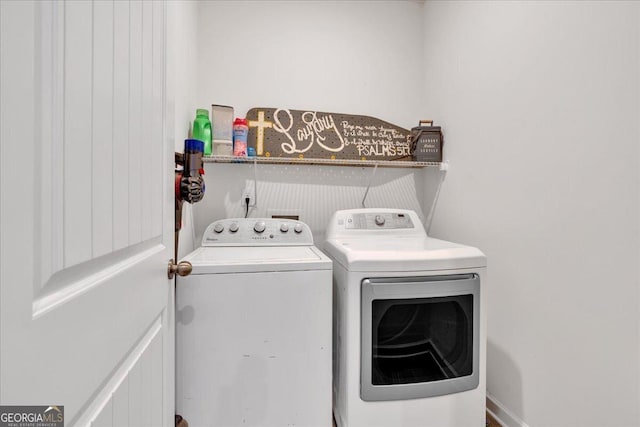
[422,2,640,426]
[192,1,433,245]
[169,0,200,258]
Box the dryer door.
[361,274,479,401]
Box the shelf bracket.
[426,160,449,234]
[361,162,379,208]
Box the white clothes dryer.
[176,218,332,427]
[324,209,486,427]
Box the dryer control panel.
[202,218,314,246]
[325,209,427,239]
[344,212,414,230]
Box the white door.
[1,1,174,426]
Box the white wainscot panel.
[34,0,166,315]
[82,318,164,427]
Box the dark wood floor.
[486,411,503,427]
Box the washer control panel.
[343,212,415,230]
[202,218,314,246]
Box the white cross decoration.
[248,111,273,155]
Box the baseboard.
[486,394,530,427]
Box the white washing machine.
[176,218,332,427]
[324,209,486,427]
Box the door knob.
[168,259,193,279]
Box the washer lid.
[324,237,486,272]
[182,246,332,274]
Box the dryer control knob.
[294,224,303,234]
[228,222,239,233]
[280,223,289,233]
[375,215,385,226]
[213,223,224,233]
[254,221,266,233]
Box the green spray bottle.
[192,109,212,156]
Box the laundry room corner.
[173,1,640,426]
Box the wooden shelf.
[203,155,441,169]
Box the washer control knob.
[213,223,224,233]
[228,222,239,233]
[294,224,303,234]
[254,221,266,233]
[280,223,289,233]
[375,215,385,226]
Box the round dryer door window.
[372,294,473,385]
[360,274,480,401]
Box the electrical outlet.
[242,187,255,208]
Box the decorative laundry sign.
[246,108,412,161]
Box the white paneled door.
[1,1,174,426]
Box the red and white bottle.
[232,118,249,157]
